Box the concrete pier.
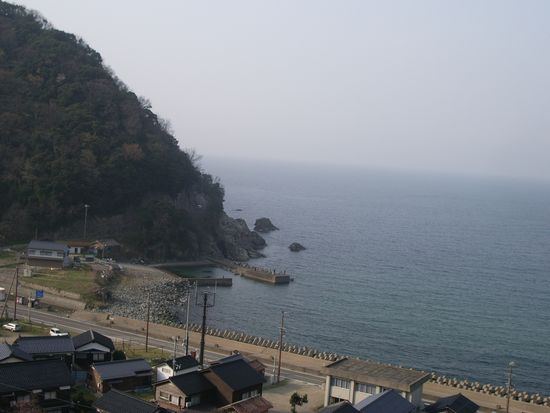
[209,258,291,285]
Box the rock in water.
[289,242,306,252]
[254,217,279,233]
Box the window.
[241,389,259,400]
[40,250,52,256]
[28,249,37,255]
[161,367,172,373]
[44,391,56,400]
[170,395,180,405]
[57,252,64,257]
[356,382,376,394]
[16,395,30,403]
[159,391,170,401]
[92,353,104,361]
[330,377,350,389]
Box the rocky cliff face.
[216,213,266,261]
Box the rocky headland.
[254,217,279,233]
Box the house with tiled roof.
[26,240,70,268]
[155,355,199,382]
[14,335,75,365]
[424,393,479,413]
[354,390,415,413]
[90,358,153,393]
[0,359,73,412]
[0,343,33,363]
[155,370,214,410]
[73,329,115,367]
[318,401,360,413]
[218,395,273,413]
[202,358,264,405]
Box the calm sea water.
[183,158,550,394]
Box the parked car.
[2,322,21,332]
[49,327,69,337]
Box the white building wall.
[354,390,373,404]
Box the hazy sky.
[12,1,550,180]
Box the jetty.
[209,258,291,285]
[152,261,232,287]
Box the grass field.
[29,267,97,297]
[121,343,168,365]
[0,249,18,267]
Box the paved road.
[6,307,325,385]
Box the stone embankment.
[98,270,193,324]
[428,373,549,406]
[158,321,550,407]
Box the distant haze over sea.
[185,157,550,394]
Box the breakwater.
[209,258,290,285]
[172,321,549,407]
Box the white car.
[2,322,21,332]
[49,327,69,337]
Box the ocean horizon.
[182,157,550,394]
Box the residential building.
[155,355,199,382]
[318,401,360,413]
[218,395,273,413]
[0,343,33,363]
[91,358,153,393]
[0,359,73,412]
[26,240,70,268]
[155,370,214,411]
[354,389,415,413]
[14,336,75,365]
[93,389,165,413]
[202,357,264,405]
[424,393,479,413]
[73,329,115,367]
[92,239,122,259]
[322,358,430,408]
[211,353,266,381]
[63,240,92,255]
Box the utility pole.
[506,361,516,413]
[196,290,215,367]
[83,204,90,239]
[13,267,18,320]
[276,310,286,383]
[172,336,179,368]
[184,283,193,356]
[145,291,151,352]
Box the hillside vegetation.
[0,2,260,260]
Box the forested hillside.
[0,2,260,260]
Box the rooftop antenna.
[195,288,215,367]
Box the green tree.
[289,392,308,413]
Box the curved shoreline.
[98,263,549,402]
[72,308,550,412]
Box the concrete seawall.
[73,310,550,413]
